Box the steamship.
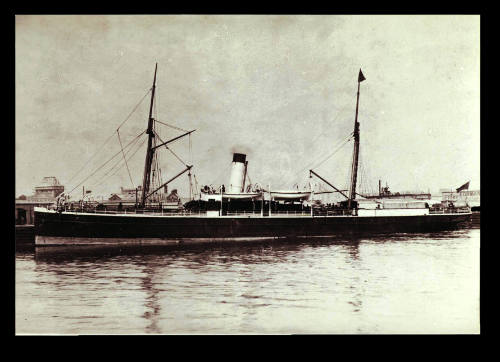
[34,65,471,246]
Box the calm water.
[16,228,480,334]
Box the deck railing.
[58,206,470,217]
[313,210,353,216]
[429,207,471,214]
[62,207,205,217]
[225,211,262,217]
[225,211,313,217]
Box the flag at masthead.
[358,69,366,83]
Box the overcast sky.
[15,15,480,199]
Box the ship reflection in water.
[16,229,479,334]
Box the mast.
[348,69,365,209]
[140,63,158,207]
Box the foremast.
[140,63,158,208]
[348,69,365,210]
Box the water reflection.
[140,264,161,334]
[31,229,471,263]
[342,242,363,316]
[33,238,348,263]
[17,229,479,334]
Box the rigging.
[67,129,146,196]
[117,129,135,188]
[66,87,152,185]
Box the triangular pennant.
[358,69,366,82]
[456,181,470,193]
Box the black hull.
[34,210,472,246]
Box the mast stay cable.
[283,102,352,185]
[154,119,189,133]
[89,136,147,193]
[117,129,135,188]
[153,130,188,167]
[67,130,146,195]
[94,133,144,186]
[66,87,152,185]
[310,133,353,171]
[287,132,353,187]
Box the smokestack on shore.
[229,153,247,193]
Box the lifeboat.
[200,191,262,201]
[269,190,312,201]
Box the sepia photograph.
[15,14,480,334]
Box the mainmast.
[140,63,158,207]
[348,69,366,209]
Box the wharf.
[471,211,480,227]
[15,225,35,246]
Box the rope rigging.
[88,136,147,193]
[96,132,145,185]
[117,129,135,188]
[154,119,190,133]
[65,67,197,203]
[67,129,146,196]
[153,130,188,167]
[282,102,353,185]
[66,87,152,185]
[346,147,354,197]
[309,133,354,171]
[189,134,192,168]
[357,146,375,196]
[282,131,354,188]
[151,85,162,202]
[193,174,199,199]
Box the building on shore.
[440,181,481,211]
[360,180,431,200]
[100,186,182,211]
[15,177,65,225]
[101,186,143,210]
[440,186,480,210]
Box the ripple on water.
[16,229,480,334]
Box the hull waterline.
[34,209,471,246]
